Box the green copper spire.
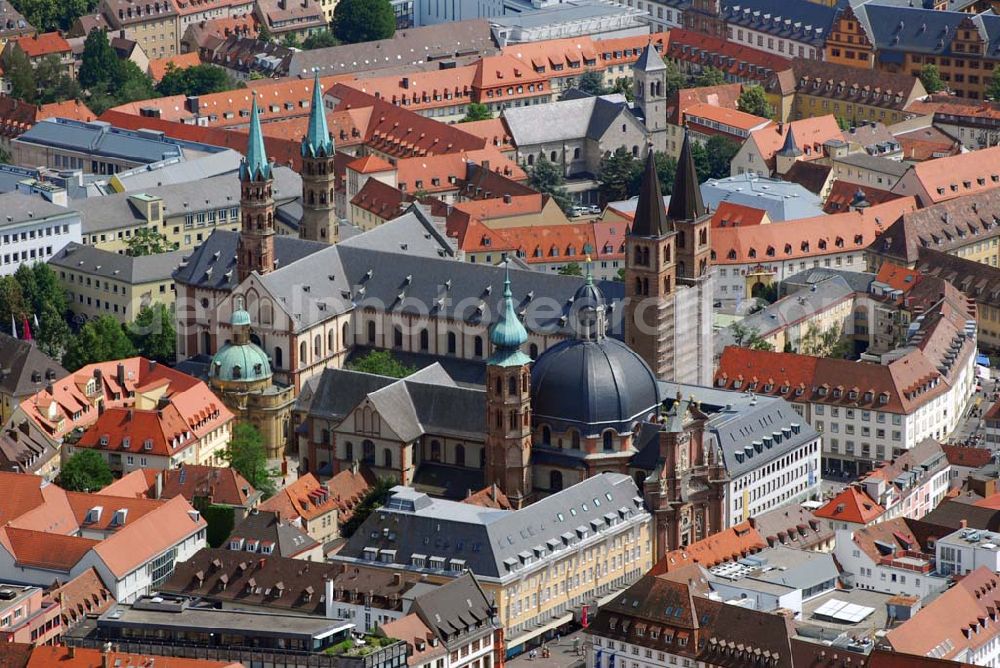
[488,264,531,367]
[302,70,333,158]
[240,97,271,182]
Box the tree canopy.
[12,0,96,32]
[62,315,137,371]
[662,59,687,99]
[558,262,584,276]
[59,450,113,492]
[527,156,573,214]
[460,102,492,123]
[698,135,740,181]
[156,63,238,97]
[348,350,416,378]
[987,75,1000,102]
[223,423,277,497]
[694,66,726,87]
[737,84,773,119]
[130,303,176,364]
[729,323,774,351]
[332,0,395,44]
[0,264,72,360]
[598,147,640,203]
[301,30,341,49]
[78,30,157,113]
[919,64,945,94]
[576,70,607,96]
[125,227,174,256]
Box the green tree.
[625,151,677,197]
[0,264,72,359]
[223,423,277,497]
[987,75,1000,102]
[33,54,81,104]
[332,0,395,44]
[340,477,396,538]
[198,502,236,548]
[598,147,641,203]
[79,29,119,90]
[460,102,492,123]
[302,30,340,49]
[129,303,176,364]
[62,315,137,371]
[527,156,573,214]
[920,64,945,94]
[737,84,773,119]
[577,70,607,96]
[108,60,157,107]
[611,77,634,103]
[702,135,739,180]
[695,66,726,87]
[348,350,416,378]
[281,32,301,48]
[257,23,273,43]
[558,262,583,276]
[15,0,95,31]
[729,323,774,351]
[663,59,687,98]
[59,450,113,492]
[126,227,173,256]
[689,141,713,182]
[4,48,37,103]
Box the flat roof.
[98,601,351,641]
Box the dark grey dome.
[531,337,661,432]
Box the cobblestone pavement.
[507,628,588,668]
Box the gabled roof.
[896,145,1000,205]
[813,485,884,524]
[48,567,114,629]
[631,149,672,237]
[229,509,319,557]
[13,32,71,57]
[260,470,372,524]
[942,444,993,469]
[0,333,66,399]
[747,116,842,171]
[148,52,202,82]
[650,521,765,574]
[823,179,901,214]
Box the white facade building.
[0,193,81,276]
[936,528,1000,577]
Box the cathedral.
[175,55,722,559]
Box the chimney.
[961,519,969,529]
[67,646,75,658]
[119,29,125,39]
[154,471,163,499]
[116,362,125,386]
[393,573,402,585]
[481,159,490,172]
[491,482,498,500]
[503,193,512,204]
[401,76,409,89]
[149,360,157,372]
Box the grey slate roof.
[632,387,818,478]
[0,192,78,226]
[853,3,977,58]
[287,20,497,78]
[229,509,319,558]
[338,473,645,580]
[339,206,455,259]
[409,572,495,641]
[780,267,875,295]
[74,166,300,234]
[716,276,856,352]
[49,243,187,284]
[834,152,909,179]
[706,397,817,479]
[722,0,839,48]
[15,119,221,164]
[502,94,634,146]
[177,218,624,337]
[0,333,66,399]
[172,229,328,292]
[92,150,242,195]
[701,174,825,222]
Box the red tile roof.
[650,521,766,575]
[893,125,963,162]
[457,117,513,152]
[667,83,743,124]
[886,567,1000,660]
[48,567,115,628]
[683,102,772,134]
[348,154,394,174]
[667,29,791,83]
[463,484,512,510]
[36,100,95,123]
[27,646,240,667]
[710,201,768,228]
[747,115,843,170]
[822,179,903,214]
[874,262,922,294]
[260,471,371,523]
[710,197,916,266]
[13,32,71,57]
[148,52,203,81]
[901,145,1000,205]
[4,527,99,571]
[351,178,411,220]
[813,485,884,525]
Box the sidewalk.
[507,629,587,668]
